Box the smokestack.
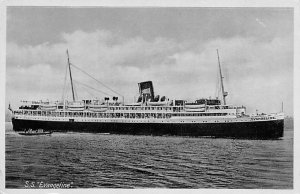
[138,81,155,102]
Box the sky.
[6,7,294,116]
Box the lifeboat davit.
[88,104,107,108]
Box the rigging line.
[75,81,97,98]
[83,87,97,98]
[70,63,123,98]
[73,80,114,97]
[80,84,100,100]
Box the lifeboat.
[147,101,168,106]
[88,107,108,112]
[184,103,206,109]
[40,103,57,111]
[125,102,142,106]
[88,104,107,108]
[88,104,108,112]
[185,107,205,112]
[67,102,84,111]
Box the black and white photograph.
[1,0,298,192]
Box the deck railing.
[13,109,234,119]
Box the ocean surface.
[5,122,293,189]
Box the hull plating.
[12,118,284,139]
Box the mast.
[66,49,76,102]
[217,49,227,105]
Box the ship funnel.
[138,81,155,103]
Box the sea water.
[5,122,293,188]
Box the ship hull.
[12,118,284,139]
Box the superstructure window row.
[172,113,227,117]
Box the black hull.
[11,118,284,139]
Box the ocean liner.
[9,50,284,139]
